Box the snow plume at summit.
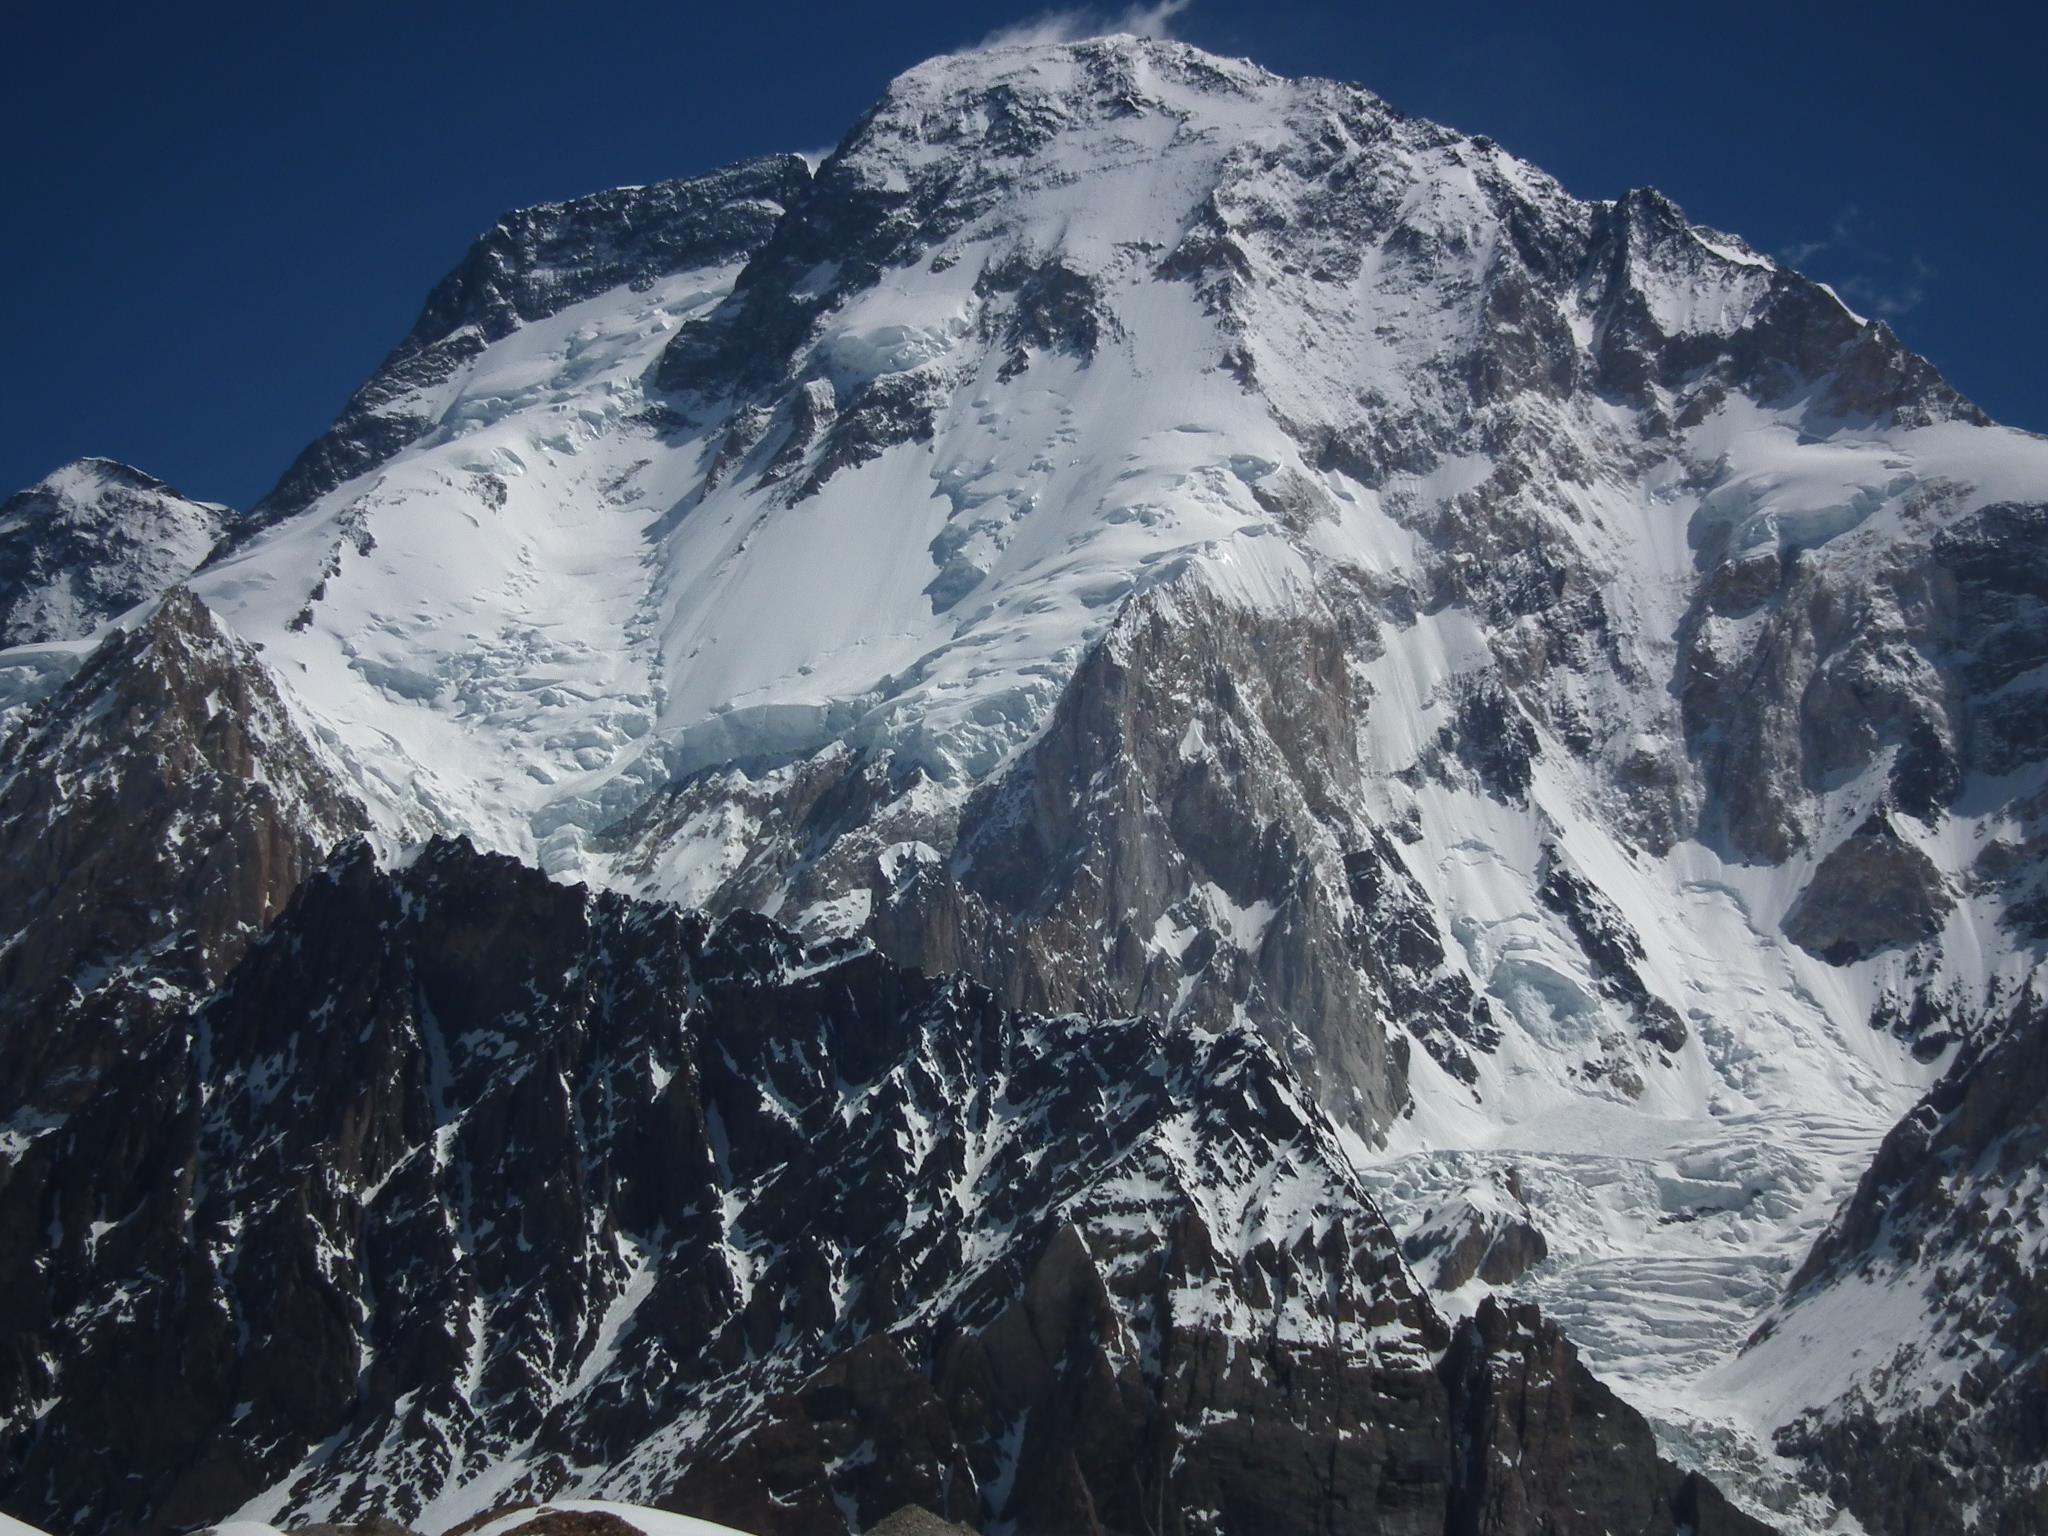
[975,0,1191,48]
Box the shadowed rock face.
[1780,811,1952,963]
[0,835,1766,1536]
[461,1516,633,1536]
[864,1508,978,1536]
[0,587,367,1119]
[1680,490,2048,874]
[1402,1174,1549,1291]
[0,835,1439,1534]
[1446,1299,1774,1536]
[1536,853,1688,1050]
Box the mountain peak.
[856,32,1361,175]
[0,458,229,647]
[907,29,1279,86]
[4,31,2048,1536]
[242,152,814,529]
[25,455,175,497]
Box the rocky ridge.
[238,155,815,539]
[0,831,1759,1536]
[0,587,367,1125]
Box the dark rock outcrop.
[0,587,367,1120]
[1343,828,1502,1086]
[1537,854,1687,1049]
[0,836,1447,1534]
[1781,812,1952,964]
[1402,1175,1550,1291]
[0,835,1766,1536]
[866,1508,979,1536]
[1446,1299,1775,1536]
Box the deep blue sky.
[3,1,2041,506]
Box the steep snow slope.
[176,51,1374,862]
[3,33,2046,1535]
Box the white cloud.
[976,0,1191,50]
[1779,205,1934,321]
[1840,258,1934,321]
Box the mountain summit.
[2,35,2044,1536]
[0,457,227,647]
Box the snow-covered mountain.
[0,457,227,647]
[2,32,2045,1536]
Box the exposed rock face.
[1446,1299,1774,1536]
[1780,811,1952,963]
[0,837,1435,1533]
[918,586,1412,1123]
[1742,989,2048,1536]
[864,1509,978,1536]
[0,837,1764,1536]
[0,458,228,646]
[610,584,1509,1132]
[0,587,367,1120]
[1537,853,1688,1050]
[241,155,814,534]
[1678,489,2048,875]
[464,1515,634,1536]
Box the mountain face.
[0,459,227,648]
[2,31,2045,1536]
[235,155,815,544]
[0,587,368,1120]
